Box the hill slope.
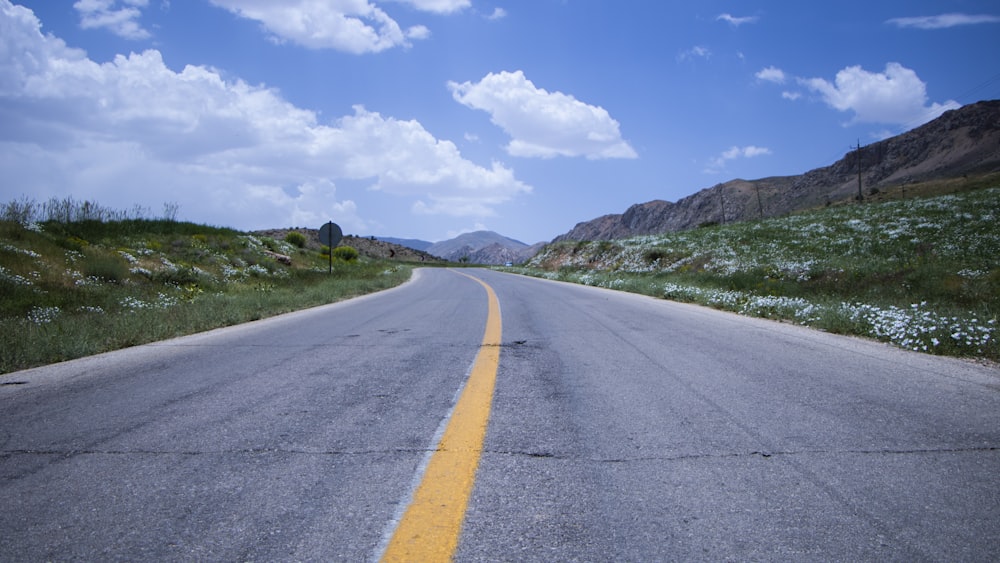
[555,100,1000,242]
[254,229,442,262]
[0,215,413,373]
[527,187,1000,360]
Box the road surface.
[2,268,998,560]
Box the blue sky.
[2,1,998,243]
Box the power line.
[953,71,1000,105]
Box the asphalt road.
[2,268,998,561]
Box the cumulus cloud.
[74,0,151,40]
[717,13,758,27]
[448,70,637,160]
[756,66,786,84]
[0,1,529,230]
[887,13,1000,29]
[801,62,960,126]
[206,0,451,53]
[705,145,771,173]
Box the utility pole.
[755,184,764,218]
[856,139,863,202]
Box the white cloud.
[0,2,530,230]
[487,7,507,20]
[887,13,1000,29]
[677,45,711,62]
[74,0,151,40]
[385,0,470,14]
[705,145,771,173]
[781,91,801,101]
[739,146,771,158]
[717,13,758,27]
[406,24,431,40]
[756,66,785,84]
[206,0,441,53]
[448,70,637,160]
[801,62,960,126]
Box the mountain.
[555,100,1000,242]
[462,241,547,265]
[426,230,539,264]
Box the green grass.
[0,217,411,375]
[511,186,1000,361]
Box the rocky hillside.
[461,241,546,265]
[254,228,442,263]
[555,99,1000,242]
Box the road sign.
[319,221,343,248]
[319,221,343,275]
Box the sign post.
[318,221,343,275]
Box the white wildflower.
[27,306,60,325]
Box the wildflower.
[120,296,149,310]
[247,264,269,277]
[1,244,41,258]
[0,265,33,286]
[154,293,179,308]
[27,306,60,325]
[160,257,178,272]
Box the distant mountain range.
[554,99,1000,242]
[377,237,434,253]
[379,231,543,265]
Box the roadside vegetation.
[512,186,1000,361]
[0,198,411,375]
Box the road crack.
[486,445,1000,463]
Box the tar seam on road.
[376,270,502,563]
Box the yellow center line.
[379,270,502,563]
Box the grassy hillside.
[0,204,411,374]
[518,187,1000,361]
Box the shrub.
[1,196,38,226]
[57,236,90,252]
[643,248,680,264]
[82,251,129,283]
[153,266,204,286]
[285,231,307,248]
[332,246,359,262]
